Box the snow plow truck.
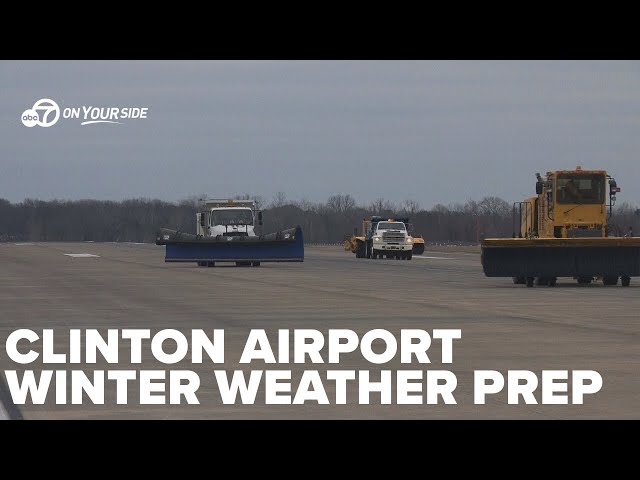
[481,167,640,286]
[155,199,304,267]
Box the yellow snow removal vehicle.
[481,166,640,287]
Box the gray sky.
[2,60,639,208]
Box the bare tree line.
[1,194,638,244]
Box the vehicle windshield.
[377,222,406,231]
[210,209,254,226]
[556,174,605,204]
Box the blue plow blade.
[156,226,304,263]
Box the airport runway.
[0,242,638,419]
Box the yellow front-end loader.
[481,167,640,286]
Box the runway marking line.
[63,253,100,258]
[415,256,460,260]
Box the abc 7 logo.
[22,99,60,128]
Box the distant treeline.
[1,194,639,244]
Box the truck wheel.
[252,262,261,267]
[197,261,206,267]
[395,254,400,260]
[602,276,618,286]
[621,276,631,287]
[548,277,557,287]
[577,276,592,284]
[512,277,525,284]
[366,241,372,259]
[406,252,412,260]
[535,277,548,286]
[207,262,215,267]
[526,277,534,287]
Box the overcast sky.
[2,60,639,208]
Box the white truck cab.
[371,220,413,259]
[196,199,263,238]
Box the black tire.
[366,241,372,259]
[548,277,557,287]
[535,277,548,286]
[577,276,592,284]
[197,261,206,267]
[412,243,425,255]
[252,262,261,267]
[207,261,215,267]
[395,254,401,260]
[407,252,412,260]
[512,276,525,284]
[621,276,631,287]
[602,276,618,286]
[526,277,534,287]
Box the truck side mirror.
[609,179,619,195]
[535,181,543,195]
[258,211,263,226]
